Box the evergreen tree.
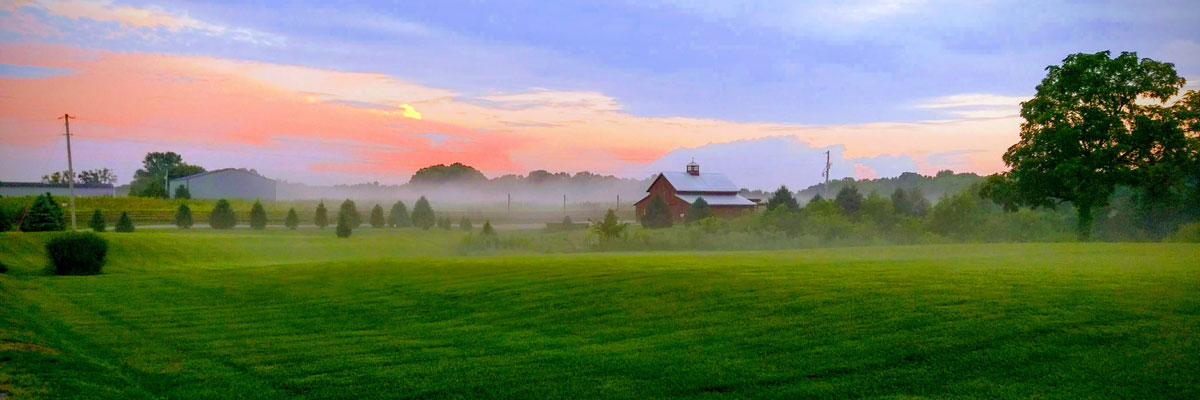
[114,212,135,232]
[20,192,65,232]
[389,201,411,227]
[174,185,191,199]
[338,199,360,229]
[314,202,329,228]
[249,200,267,230]
[685,197,713,223]
[591,209,628,242]
[88,209,106,232]
[370,204,385,228]
[767,185,799,211]
[481,220,497,240]
[335,207,352,238]
[285,208,299,230]
[640,195,673,228]
[175,204,193,228]
[835,185,864,215]
[411,196,436,230]
[438,217,452,230]
[209,199,237,229]
[459,216,473,231]
[0,207,11,232]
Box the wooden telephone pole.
[821,150,831,199]
[59,114,77,230]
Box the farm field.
[1,230,1198,399]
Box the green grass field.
[2,229,1198,398]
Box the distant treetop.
[408,163,488,185]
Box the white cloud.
[21,0,284,45]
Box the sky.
[1,0,1198,189]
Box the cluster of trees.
[41,168,118,185]
[0,192,136,233]
[129,152,205,198]
[163,195,453,238]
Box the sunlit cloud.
[400,104,422,120]
[8,0,284,45]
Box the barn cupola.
[686,158,700,176]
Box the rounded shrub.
[209,199,237,229]
[46,232,108,275]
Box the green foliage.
[640,195,673,229]
[590,209,628,243]
[114,212,135,233]
[209,199,237,229]
[684,197,713,223]
[438,217,452,230]
[1170,222,1200,243]
[88,209,106,232]
[411,196,436,230]
[338,199,361,229]
[175,204,193,229]
[1000,51,1195,239]
[41,170,74,184]
[130,152,205,198]
[335,208,352,238]
[459,216,472,231]
[44,232,108,275]
[891,187,929,217]
[249,200,267,230]
[314,202,329,228]
[389,201,411,227]
[835,185,863,215]
[409,162,488,185]
[481,220,496,237]
[928,188,985,241]
[0,206,10,232]
[174,185,191,199]
[78,168,117,185]
[369,205,385,228]
[21,192,65,232]
[767,185,799,211]
[285,208,299,230]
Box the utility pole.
[59,114,77,231]
[165,170,170,199]
[507,193,511,213]
[616,194,620,211]
[563,194,567,215]
[821,150,831,199]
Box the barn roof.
[675,193,756,206]
[657,172,740,193]
[0,181,114,189]
[170,168,274,183]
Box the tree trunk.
[1076,203,1094,241]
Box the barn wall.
[0,186,115,197]
[172,171,276,201]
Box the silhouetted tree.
[285,208,299,230]
[411,196,436,230]
[389,201,410,227]
[209,199,236,229]
[685,197,713,223]
[249,200,267,230]
[459,216,473,231]
[314,202,329,228]
[767,186,799,211]
[175,204,193,228]
[88,209,106,232]
[370,204,385,228]
[114,212,135,232]
[835,186,863,214]
[641,195,673,228]
[339,199,360,229]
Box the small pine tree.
[314,202,329,228]
[767,185,799,211]
[88,209,106,232]
[114,212,135,232]
[481,220,497,239]
[438,216,452,230]
[0,207,11,232]
[209,199,237,229]
[591,209,628,242]
[459,216,472,231]
[20,192,66,232]
[389,201,411,227]
[335,207,352,238]
[175,204,193,228]
[685,197,713,223]
[640,195,673,229]
[174,185,191,199]
[338,199,360,228]
[411,196,436,230]
[249,200,267,230]
[285,208,299,230]
[370,204,385,228]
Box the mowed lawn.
[1,230,1198,399]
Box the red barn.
[634,160,757,222]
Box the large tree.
[991,51,1195,239]
[129,152,205,198]
[78,168,117,185]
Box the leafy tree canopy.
[409,163,487,185]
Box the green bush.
[641,195,673,229]
[1171,222,1200,243]
[315,202,329,229]
[370,204,385,228]
[684,197,713,223]
[285,208,299,230]
[88,209,106,232]
[459,216,473,231]
[249,200,267,230]
[174,185,191,199]
[339,199,361,228]
[0,206,12,232]
[411,196,436,230]
[46,232,108,275]
[21,192,65,232]
[209,199,237,229]
[175,204,193,228]
[114,212,135,232]
[438,216,452,230]
[389,201,411,227]
[336,207,352,238]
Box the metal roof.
[0,181,114,189]
[675,193,757,206]
[658,172,740,193]
[170,168,274,183]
